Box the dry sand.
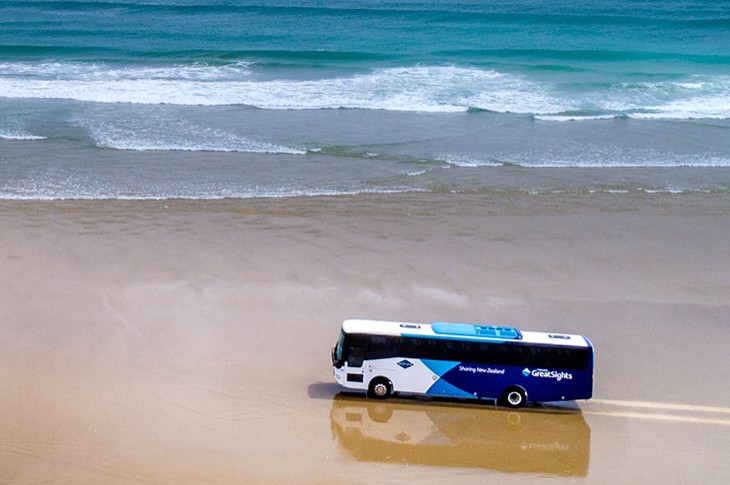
[1,193,729,483]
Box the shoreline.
[3,188,730,216]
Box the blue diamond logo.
[522,368,531,377]
[398,359,414,369]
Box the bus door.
[344,342,365,385]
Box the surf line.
[590,399,730,415]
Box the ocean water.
[1,0,730,199]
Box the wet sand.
[1,193,729,483]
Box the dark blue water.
[1,1,729,199]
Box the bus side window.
[348,345,365,367]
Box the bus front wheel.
[367,377,392,399]
[500,386,527,408]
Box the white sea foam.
[441,155,504,168]
[0,62,569,113]
[0,131,46,141]
[632,93,730,120]
[0,61,253,82]
[81,118,306,154]
[96,133,306,154]
[402,170,428,176]
[608,78,730,120]
[513,156,730,168]
[0,186,421,201]
[2,61,729,119]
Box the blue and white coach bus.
[332,319,594,408]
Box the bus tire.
[367,377,392,399]
[500,386,527,408]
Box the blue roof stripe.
[431,322,522,340]
[400,333,511,345]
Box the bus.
[331,319,594,408]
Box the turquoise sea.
[1,0,729,199]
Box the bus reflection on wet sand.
[331,395,591,476]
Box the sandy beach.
[1,193,729,483]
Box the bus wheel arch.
[367,377,393,399]
[499,386,527,408]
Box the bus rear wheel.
[367,377,392,399]
[500,386,527,408]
